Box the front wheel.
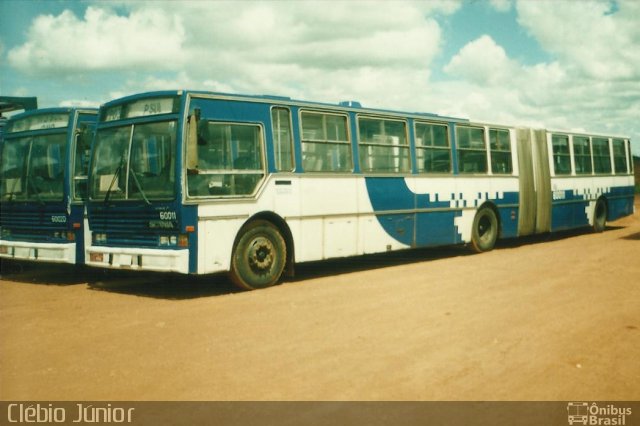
[592,199,607,233]
[470,207,498,253]
[230,220,287,290]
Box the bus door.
[516,128,551,236]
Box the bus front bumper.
[0,240,76,264]
[86,247,189,274]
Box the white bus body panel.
[86,246,190,274]
[0,240,75,264]
[194,174,521,275]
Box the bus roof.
[4,107,98,135]
[7,106,98,122]
[99,89,470,124]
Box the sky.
[1,0,639,155]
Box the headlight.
[93,233,107,243]
[159,235,179,247]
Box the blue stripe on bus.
[606,186,635,221]
[497,192,519,239]
[551,190,589,231]
[69,205,85,264]
[550,185,635,231]
[365,177,522,246]
[181,204,199,274]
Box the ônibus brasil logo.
[567,402,632,425]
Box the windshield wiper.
[103,154,126,203]
[6,177,22,201]
[128,167,151,205]
[26,174,45,205]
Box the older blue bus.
[84,91,634,289]
[0,108,97,264]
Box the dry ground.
[1,198,639,401]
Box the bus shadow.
[81,225,622,298]
[496,225,625,249]
[3,224,629,298]
[622,231,640,240]
[290,245,471,282]
[87,270,238,300]
[0,260,88,285]
[86,246,472,299]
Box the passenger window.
[573,136,592,175]
[300,111,351,172]
[612,138,628,174]
[187,122,264,197]
[551,134,571,175]
[415,122,450,173]
[358,117,410,173]
[456,126,487,174]
[489,128,512,174]
[592,137,612,174]
[271,107,294,172]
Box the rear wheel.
[470,207,498,253]
[592,199,607,233]
[230,220,287,290]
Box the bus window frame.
[592,136,613,175]
[455,124,488,175]
[612,138,628,175]
[488,127,513,175]
[571,135,593,176]
[356,114,411,174]
[299,109,353,173]
[185,120,267,199]
[270,106,296,173]
[413,120,452,175]
[551,133,572,176]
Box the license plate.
[89,252,104,262]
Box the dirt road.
[1,199,639,401]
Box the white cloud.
[8,7,186,75]
[444,35,519,85]
[9,87,30,97]
[516,0,640,80]
[441,30,639,148]
[489,0,512,12]
[59,99,101,108]
[117,0,457,107]
[5,0,638,154]
[7,0,458,103]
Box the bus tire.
[592,199,607,233]
[470,207,498,253]
[230,220,287,290]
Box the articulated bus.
[84,91,634,289]
[0,108,97,265]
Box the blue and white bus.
[0,108,97,265]
[85,91,634,289]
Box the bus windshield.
[1,133,67,202]
[90,120,177,201]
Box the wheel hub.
[478,217,491,239]
[248,237,274,271]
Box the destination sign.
[7,113,70,133]
[103,97,177,122]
